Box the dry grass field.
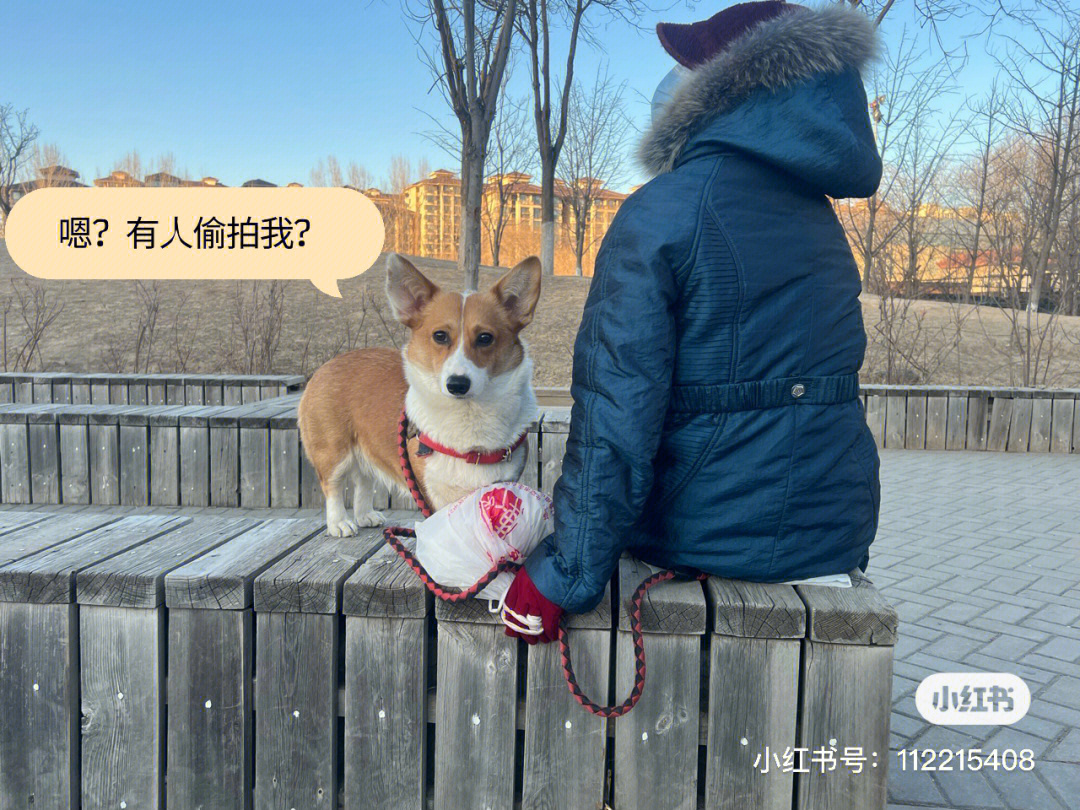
[1,240,1078,388]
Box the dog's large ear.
[491,256,542,330]
[386,254,438,328]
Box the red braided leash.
[386,408,701,718]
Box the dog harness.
[384,409,704,719]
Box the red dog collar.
[416,431,527,465]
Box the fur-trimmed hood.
[639,4,882,198]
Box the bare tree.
[558,73,629,275]
[0,105,38,218]
[483,94,533,265]
[229,281,288,373]
[408,0,518,288]
[310,155,346,187]
[2,280,64,372]
[116,150,144,180]
[518,0,644,276]
[955,81,1006,301]
[348,162,374,190]
[997,10,1080,317]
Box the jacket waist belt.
[670,373,860,413]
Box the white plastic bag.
[415,481,554,602]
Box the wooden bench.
[0,507,897,809]
[0,373,305,407]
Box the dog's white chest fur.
[405,351,536,511]
[420,448,528,509]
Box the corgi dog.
[298,253,541,536]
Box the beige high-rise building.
[403,169,461,260]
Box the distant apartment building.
[400,169,627,274]
[403,169,462,260]
[94,170,143,187]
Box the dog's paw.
[327,517,360,537]
[355,510,387,528]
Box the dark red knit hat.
[657,1,805,69]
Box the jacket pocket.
[846,427,881,516]
[656,413,728,508]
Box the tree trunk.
[459,131,486,290]
[540,161,556,274]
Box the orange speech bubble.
[4,186,385,297]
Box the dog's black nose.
[446,375,471,396]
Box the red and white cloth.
[415,482,554,603]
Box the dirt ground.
[1,241,1078,388]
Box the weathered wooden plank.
[180,424,210,506]
[795,570,897,646]
[185,383,205,405]
[619,555,706,634]
[127,382,148,405]
[706,636,800,810]
[1,421,30,503]
[254,611,338,810]
[14,381,33,403]
[522,428,540,488]
[33,380,51,404]
[706,577,805,639]
[342,542,427,618]
[254,527,378,614]
[0,512,121,567]
[0,510,52,537]
[522,586,612,810]
[241,384,260,404]
[614,633,699,810]
[0,601,80,809]
[147,382,166,405]
[223,384,243,406]
[166,382,184,405]
[863,395,885,449]
[795,644,892,810]
[300,449,325,509]
[109,381,129,405]
[1050,397,1076,453]
[924,395,947,450]
[28,421,60,503]
[434,621,517,810]
[0,381,12,403]
[342,543,429,810]
[1028,395,1053,453]
[1007,396,1033,452]
[883,394,906,449]
[986,395,1012,451]
[0,514,189,604]
[60,422,90,504]
[344,614,428,810]
[239,427,269,508]
[904,393,927,449]
[51,380,72,404]
[966,393,989,450]
[71,381,92,404]
[945,394,968,450]
[119,423,149,505]
[77,516,258,608]
[149,423,179,505]
[167,608,252,810]
[164,518,324,610]
[270,427,300,508]
[614,556,705,810]
[540,421,568,497]
[210,422,240,507]
[88,422,120,504]
[80,605,164,810]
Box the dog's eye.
[432,330,450,345]
[476,332,494,347]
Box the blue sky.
[8,1,1009,191]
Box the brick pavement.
[873,451,1080,810]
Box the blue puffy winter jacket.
[526,4,883,612]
